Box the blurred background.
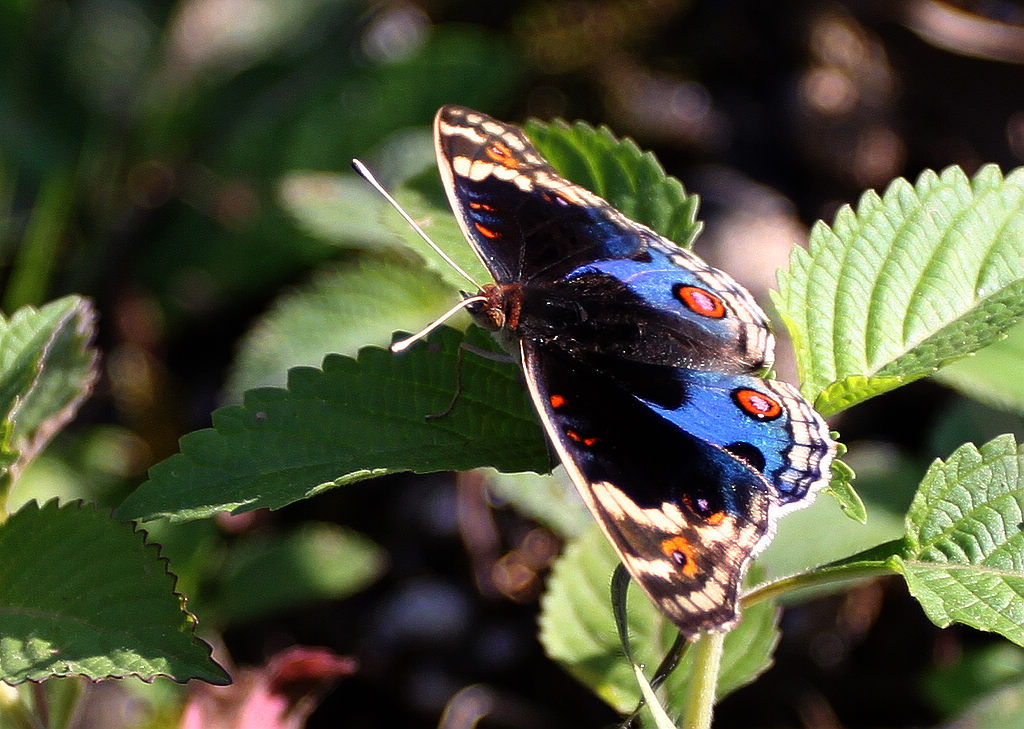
[2,0,1024,726]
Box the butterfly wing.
[436,105,638,283]
[434,105,773,374]
[521,341,835,635]
[521,341,771,634]
[432,104,838,635]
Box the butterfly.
[429,105,836,638]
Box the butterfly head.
[465,283,524,332]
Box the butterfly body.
[433,105,836,637]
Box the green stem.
[743,560,896,609]
[680,631,725,729]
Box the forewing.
[435,104,775,373]
[435,105,650,283]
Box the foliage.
[774,166,1024,416]
[0,500,227,685]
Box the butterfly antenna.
[390,294,489,353]
[351,159,482,289]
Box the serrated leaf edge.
[5,499,229,686]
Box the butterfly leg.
[425,340,516,420]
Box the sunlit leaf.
[893,435,1024,645]
[117,327,548,523]
[774,165,1024,414]
[0,296,98,479]
[525,118,702,249]
[225,254,454,396]
[0,500,226,684]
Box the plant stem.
[680,631,725,729]
[673,561,896,729]
[743,560,896,609]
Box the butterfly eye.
[673,285,727,318]
[732,388,783,421]
[661,536,699,577]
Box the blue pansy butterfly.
[420,106,835,637]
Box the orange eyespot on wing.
[661,536,699,578]
[549,394,566,408]
[674,285,727,318]
[485,142,518,168]
[732,388,783,420]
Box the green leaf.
[524,118,702,249]
[774,165,1024,415]
[116,327,549,523]
[0,500,227,684]
[0,296,98,478]
[631,660,679,729]
[539,525,779,718]
[893,434,1024,645]
[225,254,455,396]
[822,446,866,524]
[936,320,1024,415]
[280,156,483,296]
[385,183,491,289]
[278,172,426,252]
[214,523,387,623]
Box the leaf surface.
[774,165,1024,414]
[0,501,226,684]
[117,327,548,522]
[0,296,98,478]
[894,435,1024,645]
